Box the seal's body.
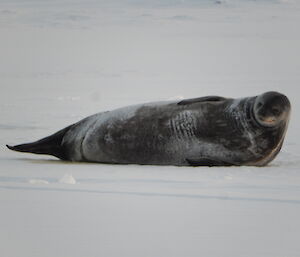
[7,92,291,166]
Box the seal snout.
[253,91,291,127]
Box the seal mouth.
[261,117,276,124]
[254,115,278,127]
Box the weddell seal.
[6,91,291,166]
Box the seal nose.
[254,91,291,127]
[256,91,290,110]
[265,91,288,103]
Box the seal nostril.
[279,96,290,106]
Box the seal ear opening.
[6,124,73,160]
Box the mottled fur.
[7,92,291,166]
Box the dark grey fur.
[7,91,291,166]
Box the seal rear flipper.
[6,124,73,160]
[178,96,226,105]
[186,158,233,167]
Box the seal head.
[244,91,291,166]
[253,91,291,128]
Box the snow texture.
[59,174,77,185]
[0,0,300,257]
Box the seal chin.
[253,91,291,128]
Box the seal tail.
[6,125,73,160]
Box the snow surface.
[1,0,300,256]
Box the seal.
[6,91,291,166]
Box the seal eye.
[272,107,280,116]
[256,102,263,108]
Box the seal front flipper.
[186,158,233,167]
[178,96,226,105]
[6,124,73,160]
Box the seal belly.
[81,101,251,165]
[81,104,198,165]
